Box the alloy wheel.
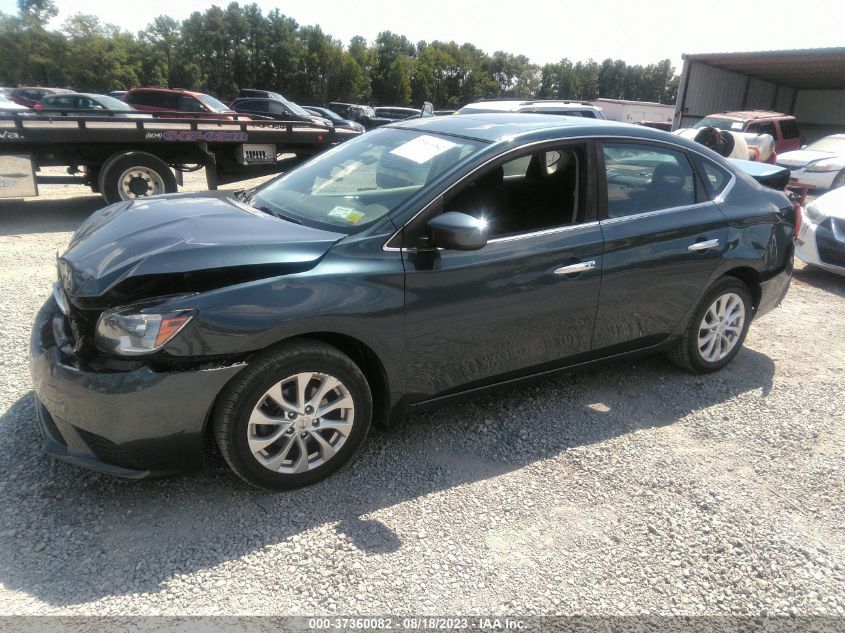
[247,372,355,474]
[697,292,745,362]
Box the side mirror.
[427,212,487,251]
[420,101,434,118]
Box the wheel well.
[203,332,392,451]
[297,332,390,427]
[723,267,762,310]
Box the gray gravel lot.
[0,173,843,616]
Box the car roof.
[707,110,793,121]
[388,112,665,144]
[127,87,206,97]
[461,100,600,112]
[43,92,102,99]
[16,87,73,93]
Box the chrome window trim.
[599,201,712,226]
[488,221,600,243]
[382,134,737,252]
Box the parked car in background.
[35,93,148,118]
[327,101,357,118]
[302,106,365,132]
[31,114,795,490]
[0,94,31,112]
[230,97,330,127]
[373,106,421,121]
[795,186,845,275]
[434,109,456,116]
[327,102,379,128]
[107,90,127,99]
[777,134,845,190]
[124,88,242,119]
[693,111,801,155]
[456,99,605,119]
[9,87,73,108]
[237,88,288,101]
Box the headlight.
[803,202,826,225]
[96,305,195,356]
[806,160,840,173]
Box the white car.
[796,186,845,275]
[0,94,30,112]
[777,135,845,190]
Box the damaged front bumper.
[29,295,245,478]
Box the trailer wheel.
[99,152,177,204]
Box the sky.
[2,0,844,71]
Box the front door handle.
[554,260,596,275]
[688,238,720,252]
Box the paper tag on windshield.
[390,134,457,164]
[731,122,743,130]
[328,206,365,224]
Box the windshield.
[252,127,487,233]
[283,100,311,118]
[694,117,743,131]
[312,107,342,122]
[807,137,845,153]
[95,95,134,110]
[198,94,231,113]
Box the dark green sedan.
[31,114,796,490]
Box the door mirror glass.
[421,102,434,118]
[427,212,487,251]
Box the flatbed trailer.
[0,108,360,203]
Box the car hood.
[777,149,840,169]
[59,191,345,301]
[809,186,845,221]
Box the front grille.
[817,219,845,268]
[75,427,143,470]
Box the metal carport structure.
[674,47,845,141]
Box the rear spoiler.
[729,159,790,191]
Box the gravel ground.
[0,172,843,617]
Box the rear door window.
[602,142,696,218]
[747,121,778,139]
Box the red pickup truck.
[693,111,801,155]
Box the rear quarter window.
[779,119,800,139]
[691,155,731,198]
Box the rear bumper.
[30,296,245,477]
[756,259,793,320]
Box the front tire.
[213,340,372,490]
[667,277,752,374]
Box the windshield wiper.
[254,205,303,225]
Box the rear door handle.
[688,238,720,252]
[554,260,596,275]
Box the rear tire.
[213,340,372,490]
[99,152,177,204]
[667,277,752,374]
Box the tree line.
[1,0,680,108]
